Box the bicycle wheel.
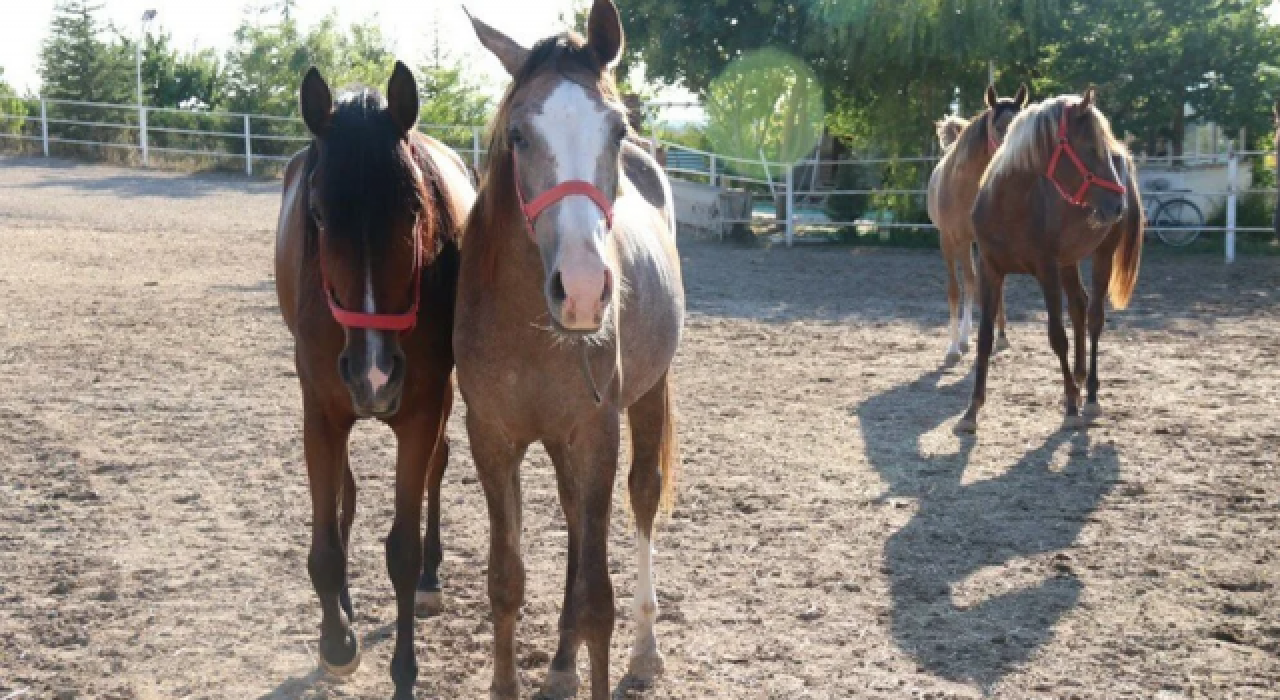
[1153,198,1204,247]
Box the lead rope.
[578,324,621,406]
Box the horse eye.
[509,127,526,148]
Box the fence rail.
[0,97,1275,262]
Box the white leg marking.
[628,532,664,680]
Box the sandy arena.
[0,156,1277,699]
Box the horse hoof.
[1063,414,1087,431]
[995,335,1011,352]
[954,418,978,435]
[944,350,963,364]
[537,669,580,699]
[415,589,443,618]
[628,648,666,683]
[319,630,362,679]
[1082,402,1102,420]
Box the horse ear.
[985,85,998,109]
[1015,83,1029,108]
[386,60,419,137]
[300,67,333,138]
[464,7,529,77]
[1081,85,1097,111]
[587,0,624,70]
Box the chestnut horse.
[958,90,1143,432]
[458,1,684,697]
[274,62,475,698]
[926,84,1027,362]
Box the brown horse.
[958,89,1143,432]
[274,62,475,698]
[458,1,684,697]
[927,84,1027,362]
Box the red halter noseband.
[1046,106,1127,208]
[320,230,423,334]
[512,149,614,239]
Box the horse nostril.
[549,270,567,304]
[338,355,353,384]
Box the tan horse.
[457,1,684,698]
[958,90,1143,432]
[927,84,1027,361]
[274,63,475,698]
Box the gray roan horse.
[457,1,684,697]
[274,62,475,698]
[926,83,1027,362]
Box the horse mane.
[304,87,443,262]
[935,115,969,151]
[947,108,995,167]
[466,31,624,284]
[984,95,1128,186]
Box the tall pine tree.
[39,0,114,102]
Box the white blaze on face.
[364,260,390,394]
[529,81,615,328]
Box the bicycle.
[1142,180,1205,247]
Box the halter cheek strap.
[1046,107,1128,208]
[512,149,614,239]
[320,230,423,333]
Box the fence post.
[243,114,253,176]
[709,154,717,187]
[1225,145,1238,264]
[785,164,795,248]
[139,105,148,166]
[472,126,482,173]
[40,99,49,157]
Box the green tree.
[1035,0,1280,155]
[38,0,128,102]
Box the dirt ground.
[0,155,1277,699]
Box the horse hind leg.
[624,374,676,684]
[417,392,452,617]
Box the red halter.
[1046,106,1127,208]
[320,230,423,334]
[512,149,614,239]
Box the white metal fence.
[1,97,1275,262]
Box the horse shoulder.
[276,147,312,333]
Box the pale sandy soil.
[0,156,1277,699]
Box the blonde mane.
[984,95,1127,186]
[935,115,969,151]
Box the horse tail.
[1109,176,1144,310]
[658,377,680,517]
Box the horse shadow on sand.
[854,366,1119,691]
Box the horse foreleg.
[338,459,356,622]
[1084,250,1114,419]
[468,411,530,700]
[957,254,1004,433]
[1037,265,1082,427]
[552,410,621,700]
[302,399,359,677]
[1062,264,1089,388]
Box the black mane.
[308,87,429,257]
